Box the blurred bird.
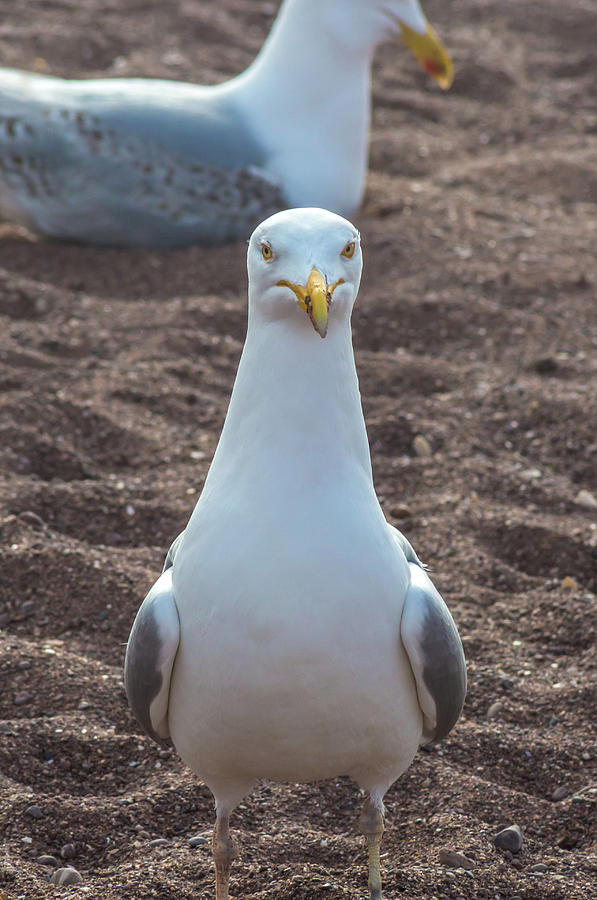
[125,206,466,899]
[0,1,452,247]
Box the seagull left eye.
[261,243,274,261]
[341,241,356,259]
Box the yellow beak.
[400,20,454,90]
[277,268,344,339]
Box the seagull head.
[319,0,453,89]
[247,208,362,340]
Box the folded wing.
[124,566,180,744]
[397,537,466,744]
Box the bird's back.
[0,69,282,245]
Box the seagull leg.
[212,813,236,900]
[359,796,385,900]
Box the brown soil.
[0,1,596,898]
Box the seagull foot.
[359,797,385,900]
[213,814,236,900]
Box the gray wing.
[388,524,424,567]
[0,69,284,247]
[396,535,466,744]
[124,567,180,744]
[163,531,185,573]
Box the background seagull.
[0,0,452,247]
[124,207,466,899]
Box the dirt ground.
[0,1,596,898]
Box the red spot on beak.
[423,59,443,77]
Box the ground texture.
[0,1,596,898]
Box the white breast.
[168,487,423,796]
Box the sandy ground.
[0,1,596,898]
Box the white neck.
[232,0,375,214]
[203,311,373,502]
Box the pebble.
[188,834,209,848]
[575,489,597,509]
[438,848,476,869]
[522,467,542,479]
[25,805,42,819]
[500,676,515,691]
[487,701,502,720]
[533,357,558,374]
[18,510,45,529]
[37,855,59,867]
[389,504,411,520]
[50,867,83,886]
[13,691,31,706]
[494,825,523,852]
[413,435,433,458]
[20,600,35,617]
[551,785,569,801]
[61,843,77,859]
[561,576,579,591]
[528,863,548,873]
[147,838,170,848]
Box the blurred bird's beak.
[277,268,344,339]
[399,20,453,90]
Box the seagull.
[0,0,452,248]
[124,207,466,899]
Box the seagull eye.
[341,241,356,259]
[261,243,274,261]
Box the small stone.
[487,701,502,720]
[500,676,515,690]
[61,843,76,859]
[389,504,411,519]
[494,825,523,852]
[147,838,170,848]
[13,691,31,705]
[533,357,558,375]
[413,435,433,458]
[557,829,579,849]
[438,848,476,869]
[551,785,569,801]
[20,600,35,617]
[528,863,548,873]
[37,855,59,867]
[575,489,597,509]
[78,700,91,710]
[561,576,578,591]
[188,834,208,848]
[50,867,83,886]
[522,467,542,479]
[18,510,45,529]
[25,805,42,819]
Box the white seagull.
[124,207,466,899]
[0,0,452,248]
